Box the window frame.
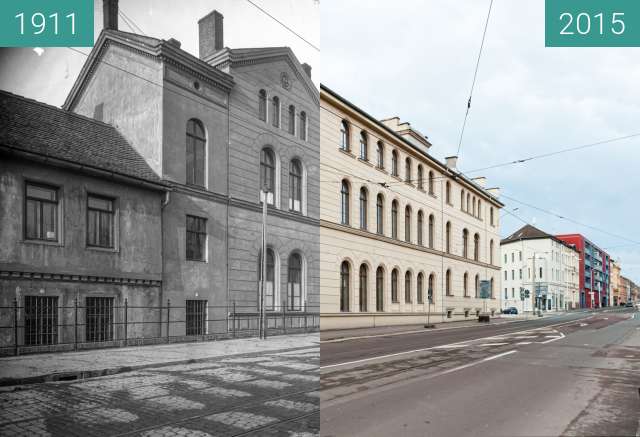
[24,181,61,243]
[186,215,207,262]
[86,193,116,250]
[186,118,206,188]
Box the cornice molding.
[0,270,161,287]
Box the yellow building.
[320,86,503,330]
[611,261,622,306]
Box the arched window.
[405,271,412,303]
[477,200,482,218]
[359,187,368,230]
[475,274,480,298]
[259,248,276,310]
[417,210,424,246]
[417,273,424,304]
[490,207,495,226]
[428,273,435,303]
[260,148,275,204]
[287,253,303,310]
[417,165,424,190]
[258,89,267,121]
[340,180,350,225]
[299,111,307,141]
[376,266,384,312]
[359,131,368,161]
[288,105,296,135]
[428,171,434,194]
[340,120,350,151]
[340,261,350,312]
[376,193,384,235]
[462,229,469,258]
[376,141,384,168]
[446,269,452,296]
[461,189,465,211]
[472,196,476,216]
[445,221,451,253]
[391,268,399,303]
[474,233,480,261]
[391,200,398,239]
[428,214,435,249]
[404,205,412,243]
[391,150,399,176]
[359,264,368,312]
[186,119,206,187]
[466,193,471,213]
[446,181,451,204]
[289,159,302,213]
[272,96,280,128]
[405,158,412,183]
[463,272,469,297]
[490,240,494,264]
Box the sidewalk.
[320,313,564,342]
[0,333,318,387]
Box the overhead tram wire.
[119,9,146,36]
[244,0,320,52]
[456,0,494,159]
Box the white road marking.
[540,332,566,344]
[478,342,509,346]
[429,350,518,378]
[515,342,532,345]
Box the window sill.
[375,166,387,174]
[22,239,63,247]
[86,245,119,253]
[358,158,373,167]
[338,148,355,158]
[186,258,208,263]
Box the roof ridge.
[0,89,118,130]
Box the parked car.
[502,307,518,314]
[624,302,634,308]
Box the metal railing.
[0,298,319,356]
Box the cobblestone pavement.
[0,345,319,436]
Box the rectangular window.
[25,182,59,242]
[504,270,507,280]
[519,269,523,279]
[186,300,207,335]
[504,288,508,299]
[186,215,207,261]
[86,297,114,342]
[24,296,58,346]
[511,270,515,280]
[87,195,115,248]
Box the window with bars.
[186,300,207,335]
[186,215,207,261]
[25,182,59,242]
[24,296,58,346]
[87,195,115,248]
[85,297,114,342]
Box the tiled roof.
[501,224,579,252]
[0,90,163,186]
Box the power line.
[119,9,146,36]
[245,0,320,52]
[456,0,494,159]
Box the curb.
[0,342,317,390]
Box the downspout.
[160,190,170,336]
[226,91,231,330]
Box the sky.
[0,0,320,106]
[0,0,638,284]
[321,0,640,284]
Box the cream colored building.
[320,86,503,330]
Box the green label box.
[546,0,640,47]
[0,0,93,47]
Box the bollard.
[74,298,78,351]
[166,299,171,340]
[13,298,18,356]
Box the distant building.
[611,261,622,306]
[555,233,611,308]
[319,85,503,329]
[620,275,639,304]
[501,225,580,313]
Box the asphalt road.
[321,311,593,367]
[320,310,640,437]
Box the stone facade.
[320,86,503,330]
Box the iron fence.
[0,298,319,356]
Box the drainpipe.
[160,190,170,336]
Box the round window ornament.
[280,72,292,90]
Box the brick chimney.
[199,10,224,60]
[103,0,118,31]
[445,156,458,170]
[302,63,312,78]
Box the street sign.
[479,280,491,299]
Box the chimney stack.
[103,0,119,31]
[199,10,224,60]
[487,187,501,198]
[471,176,487,188]
[302,63,312,78]
[445,156,458,170]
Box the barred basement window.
[465,310,470,318]
[87,195,115,248]
[24,296,58,346]
[186,299,207,335]
[186,215,207,261]
[447,310,452,319]
[25,182,59,242]
[85,297,114,342]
